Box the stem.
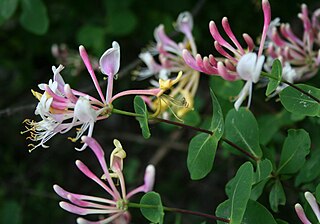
[168,207,230,223]
[127,202,230,223]
[152,117,213,135]
[153,118,259,161]
[112,108,144,118]
[261,72,320,103]
[282,81,320,103]
[112,108,259,160]
[221,137,259,161]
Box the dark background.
[0,0,319,223]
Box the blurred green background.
[1,0,319,223]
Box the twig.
[0,103,36,118]
[107,131,187,151]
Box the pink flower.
[23,43,162,151]
[22,64,109,152]
[267,4,320,83]
[295,191,320,224]
[136,12,200,118]
[54,136,156,224]
[183,0,271,110]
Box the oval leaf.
[106,9,137,36]
[210,76,243,100]
[295,148,320,186]
[225,108,262,159]
[255,159,272,183]
[279,84,320,117]
[277,129,310,174]
[134,96,151,139]
[225,162,254,224]
[19,0,49,35]
[140,191,164,223]
[266,59,282,96]
[0,0,18,19]
[269,180,286,212]
[0,200,22,224]
[187,133,218,180]
[216,199,277,224]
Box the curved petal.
[99,41,120,77]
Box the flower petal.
[99,41,120,77]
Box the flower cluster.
[182,0,271,110]
[22,63,110,152]
[267,4,320,84]
[22,42,165,151]
[21,1,320,223]
[136,11,200,119]
[54,136,155,224]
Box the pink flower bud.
[143,164,156,192]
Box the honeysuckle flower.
[64,96,107,151]
[136,11,199,118]
[99,41,120,103]
[295,191,320,224]
[183,0,271,110]
[22,63,110,152]
[234,53,265,110]
[267,4,320,83]
[54,136,156,224]
[23,42,163,151]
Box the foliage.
[1,0,320,223]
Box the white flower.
[234,53,265,110]
[65,96,105,151]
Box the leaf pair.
[187,89,224,180]
[265,59,320,117]
[217,162,277,224]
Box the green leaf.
[243,200,277,224]
[225,162,253,224]
[77,25,106,55]
[106,9,137,36]
[277,129,311,174]
[19,0,49,35]
[276,219,289,224]
[255,159,272,183]
[269,180,286,212]
[134,96,151,139]
[0,0,18,19]
[210,76,243,100]
[182,110,201,127]
[249,159,272,201]
[216,199,277,224]
[140,192,164,223]
[187,133,218,180]
[225,108,262,159]
[258,110,302,145]
[186,90,223,180]
[250,179,269,201]
[266,59,282,96]
[295,148,320,186]
[279,84,320,117]
[210,89,224,139]
[0,200,22,224]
